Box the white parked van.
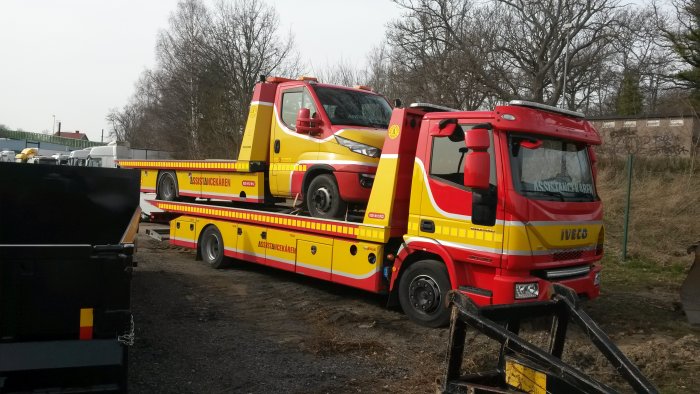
[86,141,132,168]
[68,148,92,166]
[0,150,15,162]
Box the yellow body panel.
[169,215,384,289]
[269,114,319,196]
[171,217,197,245]
[411,164,505,253]
[363,156,399,227]
[176,171,201,196]
[265,228,298,269]
[141,170,158,192]
[297,239,333,279]
[506,223,602,254]
[236,223,266,260]
[239,103,274,162]
[332,239,383,279]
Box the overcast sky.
[0,0,401,141]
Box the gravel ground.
[128,224,699,393]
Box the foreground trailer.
[0,163,140,392]
[439,285,658,393]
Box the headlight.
[335,136,381,158]
[514,282,539,300]
[594,271,601,286]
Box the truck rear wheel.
[157,171,178,201]
[200,226,228,269]
[306,174,347,219]
[398,260,451,327]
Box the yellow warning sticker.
[388,124,400,139]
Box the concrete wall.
[590,117,699,157]
[0,138,75,154]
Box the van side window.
[281,89,317,130]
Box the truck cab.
[383,102,603,325]
[266,78,391,217]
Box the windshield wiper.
[560,191,595,202]
[521,190,565,201]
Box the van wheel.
[157,171,178,201]
[306,174,347,219]
[200,226,228,269]
[398,260,451,328]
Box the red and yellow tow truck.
[119,76,391,219]
[148,99,604,327]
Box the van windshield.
[314,87,392,129]
[509,134,596,202]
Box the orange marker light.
[79,308,94,340]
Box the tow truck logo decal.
[258,241,296,254]
[188,175,231,187]
[561,228,588,240]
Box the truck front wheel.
[398,260,452,327]
[306,174,347,219]
[157,171,178,201]
[200,226,228,269]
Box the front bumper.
[462,263,602,306]
[335,171,374,202]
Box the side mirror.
[296,108,322,135]
[463,128,490,190]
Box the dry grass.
[597,156,700,264]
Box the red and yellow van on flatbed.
[119,76,391,219]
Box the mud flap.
[681,242,700,325]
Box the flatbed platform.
[149,199,392,243]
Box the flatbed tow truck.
[148,99,605,327]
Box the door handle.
[274,139,280,153]
[237,228,242,236]
[261,231,267,240]
[420,220,435,233]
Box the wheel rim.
[162,176,175,199]
[312,186,332,212]
[205,234,220,262]
[408,274,442,314]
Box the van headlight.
[514,282,539,300]
[335,136,381,158]
[594,271,601,286]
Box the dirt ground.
[129,224,699,393]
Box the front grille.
[532,264,591,281]
[553,250,583,261]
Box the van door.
[269,86,319,197]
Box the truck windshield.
[314,87,392,128]
[509,134,596,202]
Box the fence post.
[622,154,634,261]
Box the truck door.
[418,123,503,265]
[270,86,319,197]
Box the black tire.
[157,171,178,201]
[199,226,228,269]
[306,174,347,219]
[398,260,452,328]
